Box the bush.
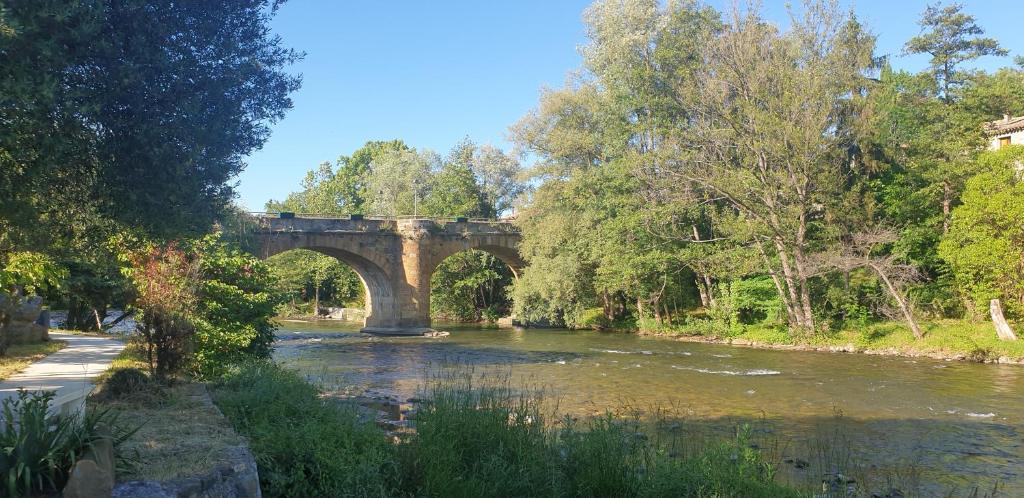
[579,307,610,329]
[102,368,150,399]
[0,390,129,498]
[191,235,280,379]
[129,242,200,380]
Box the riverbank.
[211,361,804,497]
[642,320,1024,364]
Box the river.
[273,321,1024,496]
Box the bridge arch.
[253,216,523,335]
[258,232,403,330]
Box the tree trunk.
[773,239,805,329]
[942,180,952,234]
[703,274,716,306]
[870,262,923,339]
[695,278,710,308]
[990,299,1018,341]
[313,282,320,318]
[598,288,606,321]
[691,225,717,307]
[793,213,815,332]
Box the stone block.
[64,458,114,498]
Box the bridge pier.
[254,216,524,336]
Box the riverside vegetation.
[212,361,800,498]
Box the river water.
[273,321,1024,496]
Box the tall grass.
[212,361,400,497]
[213,362,801,498]
[402,368,797,497]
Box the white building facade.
[985,115,1024,150]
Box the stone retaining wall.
[111,445,260,498]
[109,385,262,498]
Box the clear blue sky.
[236,0,1021,210]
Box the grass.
[89,383,244,481]
[87,335,246,482]
[211,361,803,498]
[93,339,149,385]
[0,340,67,380]
[652,319,1024,362]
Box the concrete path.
[0,333,125,416]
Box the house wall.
[989,129,1024,150]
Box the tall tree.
[899,2,1008,234]
[1,0,301,243]
[904,2,1007,102]
[661,3,877,332]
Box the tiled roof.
[985,115,1024,135]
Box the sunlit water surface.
[273,321,1024,495]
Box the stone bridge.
[251,215,523,335]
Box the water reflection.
[274,321,1024,495]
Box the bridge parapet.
[252,213,519,236]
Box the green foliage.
[509,0,1022,336]
[1,0,300,247]
[421,162,485,217]
[725,277,784,327]
[0,252,66,295]
[266,249,363,313]
[267,140,410,215]
[191,235,282,378]
[0,390,132,498]
[940,146,1024,320]
[213,362,401,497]
[430,251,511,322]
[904,2,1007,98]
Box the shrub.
[0,390,130,498]
[579,307,610,329]
[191,235,280,379]
[102,368,150,399]
[129,242,200,380]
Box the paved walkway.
[0,333,125,416]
